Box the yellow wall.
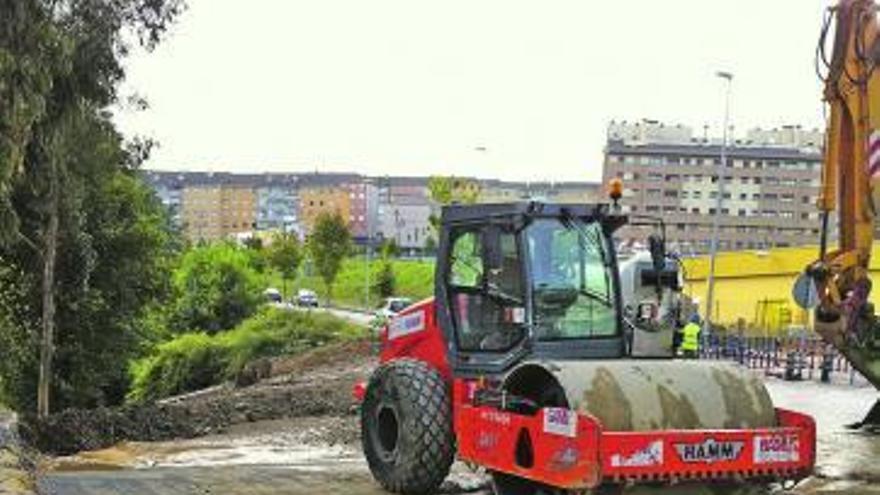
[682,244,880,333]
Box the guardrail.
[697,335,868,386]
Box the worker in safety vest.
[680,314,701,359]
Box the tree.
[423,235,437,256]
[427,175,481,232]
[170,243,264,334]
[379,238,399,259]
[0,0,184,416]
[308,212,352,301]
[374,261,396,299]
[267,232,302,299]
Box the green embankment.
[128,307,362,402]
[271,258,435,310]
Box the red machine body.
[365,298,816,490]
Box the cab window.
[447,227,525,352]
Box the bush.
[170,243,265,334]
[374,261,396,299]
[128,308,362,402]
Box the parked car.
[375,297,413,320]
[264,288,282,304]
[296,289,319,307]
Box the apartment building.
[255,174,300,233]
[298,186,352,236]
[479,180,600,204]
[181,182,257,241]
[375,176,435,249]
[603,120,824,253]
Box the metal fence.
[698,334,868,386]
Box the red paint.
[456,401,814,489]
[379,297,451,380]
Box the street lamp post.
[704,70,734,336]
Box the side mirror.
[648,234,665,272]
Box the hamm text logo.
[675,439,744,464]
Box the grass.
[127,307,363,402]
[268,257,435,310]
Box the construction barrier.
[697,334,867,386]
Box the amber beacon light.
[607,178,623,203]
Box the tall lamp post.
[704,70,734,335]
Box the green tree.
[0,0,183,416]
[267,232,303,299]
[308,212,352,301]
[379,238,399,259]
[427,175,481,232]
[374,261,396,299]
[170,243,264,335]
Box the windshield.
[526,218,617,340]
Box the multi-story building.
[298,185,352,236]
[180,178,258,242]
[344,180,379,241]
[144,171,185,226]
[603,120,824,253]
[479,180,600,203]
[255,174,300,233]
[375,177,436,249]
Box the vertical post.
[704,71,734,337]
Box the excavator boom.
[802,0,880,416]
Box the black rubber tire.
[361,359,455,494]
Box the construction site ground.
[31,319,880,495]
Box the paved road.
[39,465,385,495]
[37,377,880,495]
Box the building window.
[692,207,700,214]
[740,177,750,185]
[739,193,748,200]
[665,174,679,181]
[664,190,678,198]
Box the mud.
[24,339,374,456]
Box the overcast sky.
[114,0,836,182]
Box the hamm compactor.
[356,197,815,494]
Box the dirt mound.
[23,339,376,456]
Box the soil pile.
[23,339,375,456]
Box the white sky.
[115,0,837,182]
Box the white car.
[375,297,413,320]
[296,289,319,307]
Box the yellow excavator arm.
[803,0,880,410]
